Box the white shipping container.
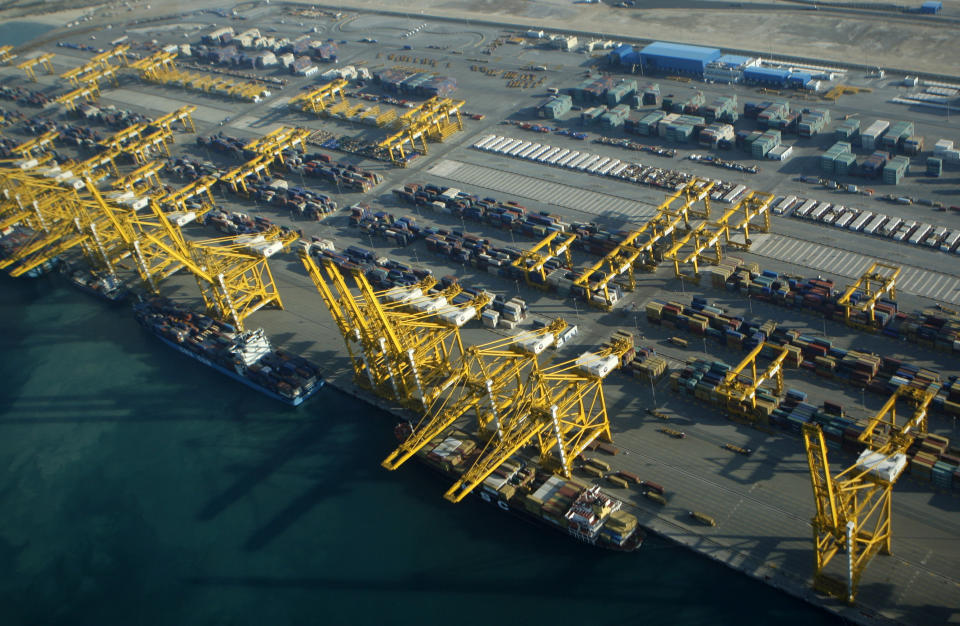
[941,230,960,253]
[609,162,630,177]
[498,139,522,154]
[907,223,932,245]
[509,141,530,156]
[539,147,561,162]
[809,202,831,221]
[568,153,592,169]
[588,157,610,173]
[529,145,550,161]
[722,184,747,204]
[486,137,509,152]
[519,143,541,159]
[773,195,797,215]
[834,211,856,229]
[473,135,495,149]
[883,217,903,236]
[577,155,600,171]
[862,213,886,235]
[849,211,873,231]
[926,226,948,247]
[793,198,817,218]
[558,151,581,167]
[599,159,621,175]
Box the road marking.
[749,233,960,305]
[425,158,657,223]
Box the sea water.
[0,276,844,625]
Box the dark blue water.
[0,21,57,47]
[0,275,847,625]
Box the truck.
[689,511,717,526]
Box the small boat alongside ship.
[62,264,129,302]
[133,296,324,406]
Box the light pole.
[649,376,657,405]
[679,275,685,295]
[747,294,753,314]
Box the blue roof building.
[639,42,721,75]
[714,54,752,69]
[609,44,641,66]
[743,66,791,87]
[920,1,942,14]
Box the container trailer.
[849,211,874,231]
[907,224,932,246]
[793,198,817,218]
[941,230,960,253]
[473,135,496,149]
[529,146,551,161]
[588,157,611,173]
[926,226,948,247]
[809,202,832,221]
[577,155,601,171]
[862,213,886,235]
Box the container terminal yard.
[1,1,959,624]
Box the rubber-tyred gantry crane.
[17,53,54,81]
[836,261,900,331]
[714,341,790,421]
[511,230,576,290]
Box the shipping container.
[862,213,887,235]
[793,198,817,218]
[588,157,611,173]
[908,224,933,246]
[568,153,592,169]
[518,143,541,159]
[941,230,960,253]
[529,145,551,161]
[809,202,832,221]
[557,151,581,167]
[539,147,561,162]
[473,135,496,149]
[849,211,874,231]
[598,159,621,176]
[577,155,601,171]
[926,226,948,248]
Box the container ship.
[408,427,645,551]
[133,297,324,406]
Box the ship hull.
[151,333,322,407]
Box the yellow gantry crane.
[802,384,936,604]
[111,160,166,194]
[443,337,632,503]
[573,179,715,309]
[130,50,269,102]
[0,45,18,65]
[55,83,101,112]
[381,319,568,471]
[662,190,774,282]
[714,342,790,421]
[288,78,348,114]
[511,230,576,290]
[151,105,197,134]
[836,261,900,331]
[12,130,59,159]
[17,53,55,81]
